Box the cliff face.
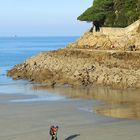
[68,20,140,51]
[7,20,140,89]
[7,48,140,89]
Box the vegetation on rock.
[78,0,140,28]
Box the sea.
[0,37,78,102]
[0,37,140,119]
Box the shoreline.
[7,48,140,89]
[1,82,140,120]
[4,20,140,89]
[0,93,140,140]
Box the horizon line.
[0,35,80,38]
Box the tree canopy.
[78,0,140,27]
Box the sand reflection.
[32,85,140,119]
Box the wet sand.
[33,85,140,119]
[0,93,140,140]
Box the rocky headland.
[7,20,140,89]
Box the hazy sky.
[0,0,92,36]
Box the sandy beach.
[0,93,140,140]
[1,0,140,139]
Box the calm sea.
[0,37,78,102]
[0,37,140,119]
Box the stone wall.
[125,19,140,33]
[68,19,140,50]
[98,19,140,36]
[100,27,125,36]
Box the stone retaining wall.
[98,19,140,36]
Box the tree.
[77,0,114,31]
[78,0,140,30]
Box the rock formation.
[7,20,140,89]
[68,20,140,51]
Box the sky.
[0,0,92,36]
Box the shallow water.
[32,85,140,119]
[0,37,78,101]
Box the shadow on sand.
[64,134,80,140]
